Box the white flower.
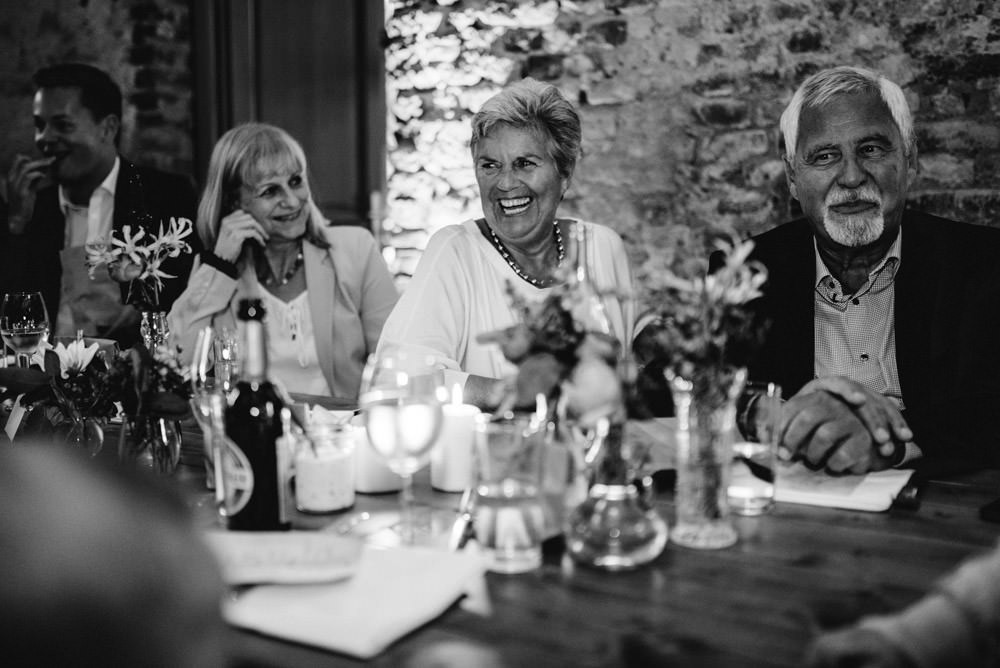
[52,340,100,378]
[85,217,194,293]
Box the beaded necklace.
[264,248,304,287]
[486,221,565,288]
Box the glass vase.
[667,368,746,550]
[65,416,105,457]
[139,310,170,350]
[564,419,668,570]
[119,416,183,475]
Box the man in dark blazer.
[0,63,198,348]
[749,66,1000,475]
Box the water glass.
[473,414,547,574]
[359,349,444,543]
[190,327,221,489]
[729,382,782,515]
[1,292,50,369]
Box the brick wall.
[0,0,194,182]
[1,0,996,312]
[384,0,1000,307]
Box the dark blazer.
[0,159,199,343]
[748,209,1000,472]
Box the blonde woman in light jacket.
[168,123,397,400]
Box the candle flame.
[533,393,547,428]
[452,383,463,405]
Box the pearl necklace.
[265,248,304,286]
[486,221,565,288]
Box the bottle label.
[222,437,254,515]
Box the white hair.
[779,66,915,160]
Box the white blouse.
[258,287,331,396]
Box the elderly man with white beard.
[744,65,1000,476]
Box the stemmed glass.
[1,292,50,369]
[190,327,224,497]
[358,348,445,544]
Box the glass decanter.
[564,416,668,570]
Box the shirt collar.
[58,156,120,215]
[814,227,903,290]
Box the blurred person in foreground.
[168,123,398,400]
[742,65,1000,475]
[376,78,635,407]
[0,443,225,667]
[0,63,198,347]
[806,539,1000,667]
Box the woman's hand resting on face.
[213,209,269,263]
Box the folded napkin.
[203,531,363,585]
[308,404,356,426]
[775,462,914,512]
[223,544,487,659]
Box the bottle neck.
[241,320,268,382]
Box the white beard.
[822,209,885,247]
[821,183,885,247]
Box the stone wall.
[0,0,194,182]
[1,0,996,311]
[384,0,1000,306]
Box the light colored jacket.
[168,225,398,400]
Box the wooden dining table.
[159,409,1000,668]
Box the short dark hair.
[33,63,123,123]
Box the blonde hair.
[779,66,915,160]
[197,122,329,250]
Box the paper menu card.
[628,417,913,512]
[223,544,487,659]
[775,462,915,512]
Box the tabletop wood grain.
[167,421,1000,668]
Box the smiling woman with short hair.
[376,78,635,407]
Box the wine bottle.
[223,298,291,531]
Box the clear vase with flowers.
[86,216,193,349]
[0,339,123,455]
[115,343,193,475]
[636,234,769,549]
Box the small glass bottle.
[567,221,612,336]
[564,417,668,570]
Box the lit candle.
[295,433,355,513]
[430,384,481,493]
[352,414,403,493]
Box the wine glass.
[358,348,445,544]
[190,327,223,495]
[1,292,50,369]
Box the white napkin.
[775,462,914,512]
[203,531,363,586]
[4,394,26,442]
[223,544,487,659]
[308,404,355,426]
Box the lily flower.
[52,340,100,378]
